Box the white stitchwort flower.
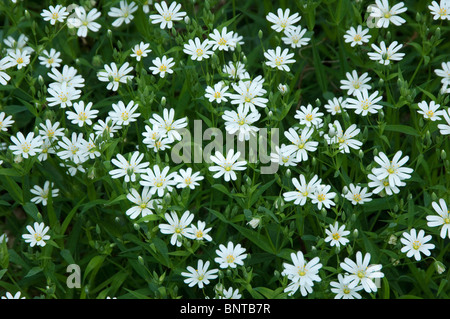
[181,259,218,289]
[325,222,350,248]
[222,61,247,80]
[47,82,81,109]
[283,174,321,206]
[283,127,318,162]
[66,101,99,127]
[417,100,444,121]
[209,149,247,182]
[294,104,324,128]
[38,49,62,69]
[149,108,187,141]
[368,41,405,65]
[438,108,450,135]
[215,241,247,269]
[222,104,260,141]
[281,25,311,48]
[324,121,363,153]
[264,46,296,72]
[343,25,371,47]
[330,274,363,299]
[184,37,213,61]
[324,97,347,115]
[340,70,372,97]
[130,42,151,61]
[110,151,149,183]
[281,251,322,297]
[9,131,42,159]
[311,184,337,210]
[187,220,213,242]
[400,229,435,261]
[150,1,186,30]
[368,169,404,196]
[7,49,30,70]
[344,183,372,205]
[428,1,450,20]
[208,27,235,51]
[339,251,384,293]
[108,0,138,27]
[0,112,14,132]
[57,132,87,164]
[149,56,175,78]
[48,65,85,89]
[427,199,450,239]
[369,0,407,28]
[0,57,13,85]
[205,82,230,103]
[68,6,102,37]
[38,119,64,141]
[229,78,268,111]
[125,187,161,220]
[372,150,413,187]
[30,181,59,206]
[22,222,50,247]
[346,90,383,116]
[108,100,140,126]
[270,144,300,167]
[93,117,122,138]
[266,8,301,33]
[174,168,204,190]
[41,4,68,25]
[97,62,134,91]
[1,291,26,299]
[140,165,178,197]
[158,210,194,247]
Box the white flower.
[283,127,318,162]
[324,121,363,153]
[140,165,178,197]
[266,8,301,33]
[38,49,62,68]
[222,104,260,141]
[125,187,161,220]
[0,57,13,85]
[41,4,68,25]
[0,112,14,132]
[330,274,363,299]
[108,0,138,27]
[187,220,213,242]
[400,229,435,261]
[79,133,100,159]
[278,83,288,95]
[149,1,186,30]
[7,49,30,70]
[109,151,149,183]
[97,62,134,91]
[1,291,26,299]
[158,211,195,247]
[294,104,324,128]
[48,65,85,89]
[311,184,337,210]
[371,150,413,187]
[3,34,33,55]
[205,82,230,103]
[47,82,81,109]
[30,181,59,206]
[346,90,383,116]
[130,42,151,61]
[38,139,56,162]
[281,251,322,297]
[368,41,405,65]
[141,125,172,152]
[216,287,242,299]
[427,199,450,239]
[368,169,404,196]
[57,132,87,164]
[68,7,102,37]
[214,241,247,269]
[222,61,247,80]
[229,78,268,111]
[149,56,175,78]
[181,259,218,289]
[264,46,295,72]
[108,100,140,126]
[283,174,321,206]
[428,1,450,20]
[183,37,213,61]
[209,149,247,182]
[343,25,371,46]
[22,222,51,247]
[149,108,187,141]
[417,100,444,121]
[208,27,234,51]
[369,0,407,28]
[174,168,204,190]
[339,251,384,293]
[93,117,122,138]
[325,222,350,248]
[66,101,99,127]
[434,62,450,86]
[281,25,311,48]
[270,144,300,167]
[9,131,42,159]
[438,108,450,135]
[344,183,372,205]
[340,70,372,96]
[38,119,64,141]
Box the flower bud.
[434,260,446,274]
[441,149,447,160]
[258,30,263,39]
[161,96,166,106]
[184,16,190,24]
[247,217,260,229]
[138,256,145,266]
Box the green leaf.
[384,125,420,137]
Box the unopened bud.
[161,96,166,106]
[441,149,447,160]
[434,260,446,274]
[138,256,145,266]
[258,30,263,39]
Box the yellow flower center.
[353,34,362,42]
[305,114,313,122]
[353,194,362,202]
[225,166,231,171]
[275,57,284,66]
[332,233,340,240]
[136,49,143,56]
[218,38,227,46]
[196,48,204,56]
[426,110,434,118]
[140,203,147,209]
[52,12,59,20]
[226,254,235,263]
[34,233,42,241]
[357,270,365,279]
[213,91,221,99]
[412,240,421,250]
[196,230,203,238]
[156,182,163,187]
[384,12,391,18]
[17,57,23,64]
[159,64,167,72]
